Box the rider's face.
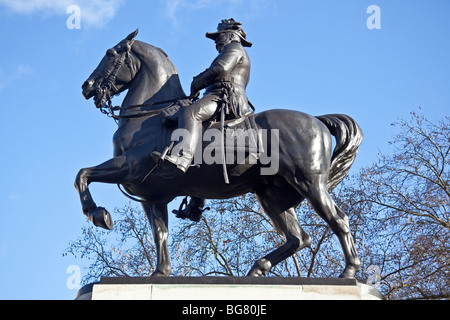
[215,33,231,53]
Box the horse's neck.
[122,64,185,108]
[121,67,155,107]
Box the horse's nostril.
[82,80,93,89]
[82,80,96,99]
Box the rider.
[152,18,253,222]
[152,18,252,174]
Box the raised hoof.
[88,207,113,230]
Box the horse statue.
[75,29,363,278]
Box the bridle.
[96,41,136,121]
[96,41,191,124]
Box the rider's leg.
[153,95,219,173]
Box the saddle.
[159,101,263,175]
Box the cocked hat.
[206,18,253,47]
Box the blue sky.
[0,0,449,299]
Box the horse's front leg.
[74,155,129,230]
[142,202,171,277]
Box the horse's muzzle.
[82,80,95,100]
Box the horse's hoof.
[88,207,113,230]
[247,269,263,277]
[247,259,271,277]
[339,258,361,279]
[151,269,171,277]
[339,266,358,279]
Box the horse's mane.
[128,40,186,105]
[132,40,178,74]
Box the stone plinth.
[76,277,382,300]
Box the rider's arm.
[191,42,244,94]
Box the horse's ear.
[126,29,139,42]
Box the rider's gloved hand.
[189,91,200,102]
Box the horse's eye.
[106,49,116,57]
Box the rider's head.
[212,31,241,52]
[206,18,252,52]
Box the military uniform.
[154,19,253,173]
[191,39,251,120]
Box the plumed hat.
[206,18,253,47]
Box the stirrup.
[151,151,192,174]
[172,197,210,222]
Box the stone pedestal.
[76,277,382,300]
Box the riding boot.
[152,116,202,174]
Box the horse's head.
[82,29,141,109]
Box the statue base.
[76,277,381,300]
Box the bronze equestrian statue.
[75,20,363,278]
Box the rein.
[108,97,188,121]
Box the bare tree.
[64,205,158,285]
[171,194,299,277]
[352,111,450,300]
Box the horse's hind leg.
[74,156,129,230]
[304,181,361,278]
[248,185,311,277]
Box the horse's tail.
[316,114,364,191]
